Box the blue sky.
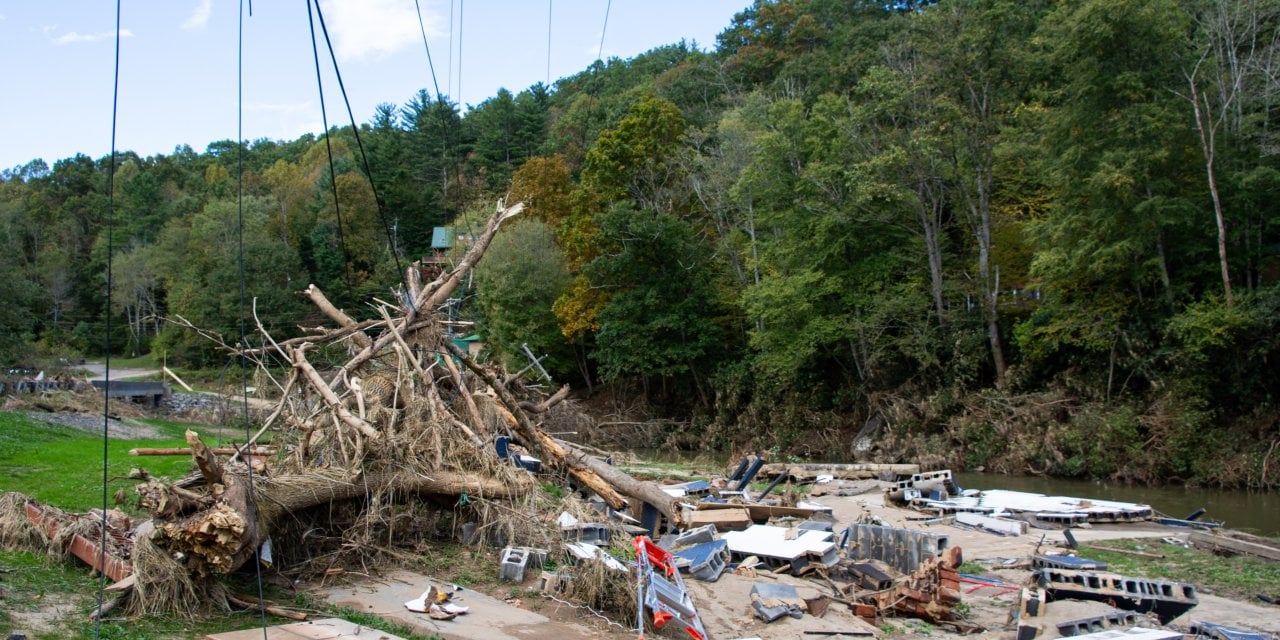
[0,0,749,171]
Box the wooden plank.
[697,502,823,523]
[129,446,276,456]
[686,507,753,531]
[1189,531,1280,562]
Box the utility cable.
[306,0,355,298]
[237,1,269,635]
[448,0,455,98]
[546,0,553,85]
[598,0,612,62]
[312,0,407,284]
[414,0,443,101]
[458,0,464,105]
[413,0,457,229]
[95,1,122,636]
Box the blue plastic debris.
[1190,622,1273,640]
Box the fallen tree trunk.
[440,341,684,526]
[157,460,532,577]
[129,447,277,457]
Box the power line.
[448,0,454,99]
[305,0,355,298]
[413,0,443,101]
[458,0,465,106]
[546,0,553,86]
[598,0,612,63]
[95,1,122,636]
[235,0,269,634]
[312,0,408,280]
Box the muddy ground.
[428,488,1279,640]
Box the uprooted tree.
[3,200,683,618]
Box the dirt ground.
[22,411,163,439]
[436,488,1280,640]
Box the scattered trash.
[1189,531,1280,563]
[404,585,470,620]
[955,511,1029,536]
[1015,587,1047,640]
[1032,555,1109,571]
[1056,610,1141,637]
[750,583,806,622]
[634,536,707,639]
[1059,628,1183,640]
[1036,568,1198,623]
[723,524,838,573]
[842,523,949,574]
[672,539,730,582]
[1189,621,1274,640]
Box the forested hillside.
[3,0,1278,487]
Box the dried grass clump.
[0,492,47,551]
[127,526,218,619]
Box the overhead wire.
[448,0,455,98]
[312,0,407,281]
[413,0,443,101]
[458,0,464,105]
[305,0,356,298]
[546,0,553,86]
[598,0,612,62]
[236,0,270,635]
[95,0,122,636]
[413,0,456,215]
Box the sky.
[0,0,750,171]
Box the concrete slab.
[205,617,407,640]
[320,570,609,640]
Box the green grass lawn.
[0,412,203,511]
[1082,537,1280,599]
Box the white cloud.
[182,0,213,30]
[49,29,135,45]
[319,0,441,61]
[246,101,314,115]
[245,101,322,141]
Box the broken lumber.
[130,446,277,457]
[1189,531,1280,562]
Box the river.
[627,449,1280,535]
[954,472,1280,536]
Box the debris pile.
[2,208,1277,639]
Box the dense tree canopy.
[3,0,1278,487]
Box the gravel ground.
[24,411,163,439]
